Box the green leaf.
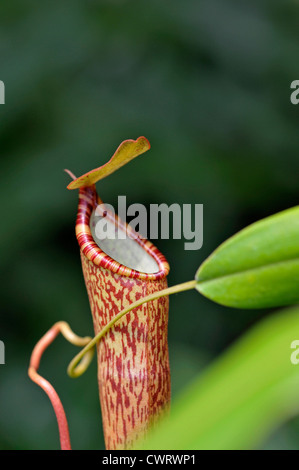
[141,305,299,450]
[195,206,299,308]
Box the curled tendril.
[28,321,94,450]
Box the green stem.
[67,279,196,378]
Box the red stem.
[28,325,71,450]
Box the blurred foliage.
[143,305,299,450]
[0,0,299,449]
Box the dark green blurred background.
[1,0,299,450]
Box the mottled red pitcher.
[76,184,171,449]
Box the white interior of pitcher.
[90,210,159,273]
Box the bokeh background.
[1,0,299,450]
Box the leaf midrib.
[197,257,299,285]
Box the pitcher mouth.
[75,186,170,281]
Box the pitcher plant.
[29,137,172,450]
[29,137,299,450]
